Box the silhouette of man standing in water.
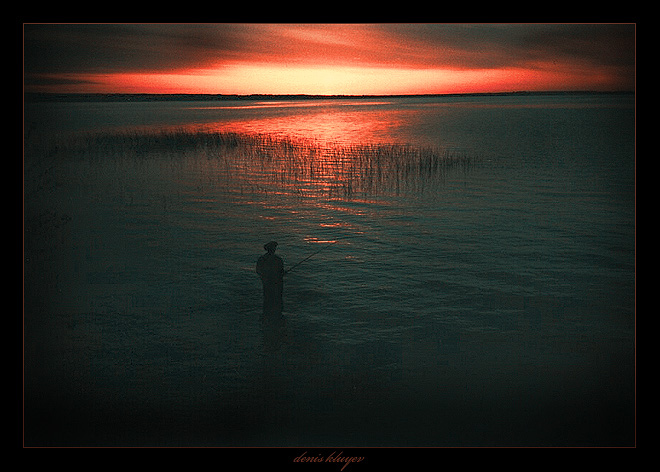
[256,241,284,317]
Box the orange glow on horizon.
[31,61,631,96]
[24,24,635,96]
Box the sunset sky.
[23,23,636,96]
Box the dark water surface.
[24,94,635,446]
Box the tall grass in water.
[28,129,474,200]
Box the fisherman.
[256,241,284,317]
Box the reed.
[28,128,474,199]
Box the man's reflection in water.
[261,314,287,353]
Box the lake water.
[23,93,635,447]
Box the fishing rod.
[284,234,359,275]
[284,241,338,275]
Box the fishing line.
[284,234,361,275]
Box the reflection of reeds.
[32,129,474,199]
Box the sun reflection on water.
[186,100,411,147]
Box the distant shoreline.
[24,90,634,103]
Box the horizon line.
[24,90,634,102]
